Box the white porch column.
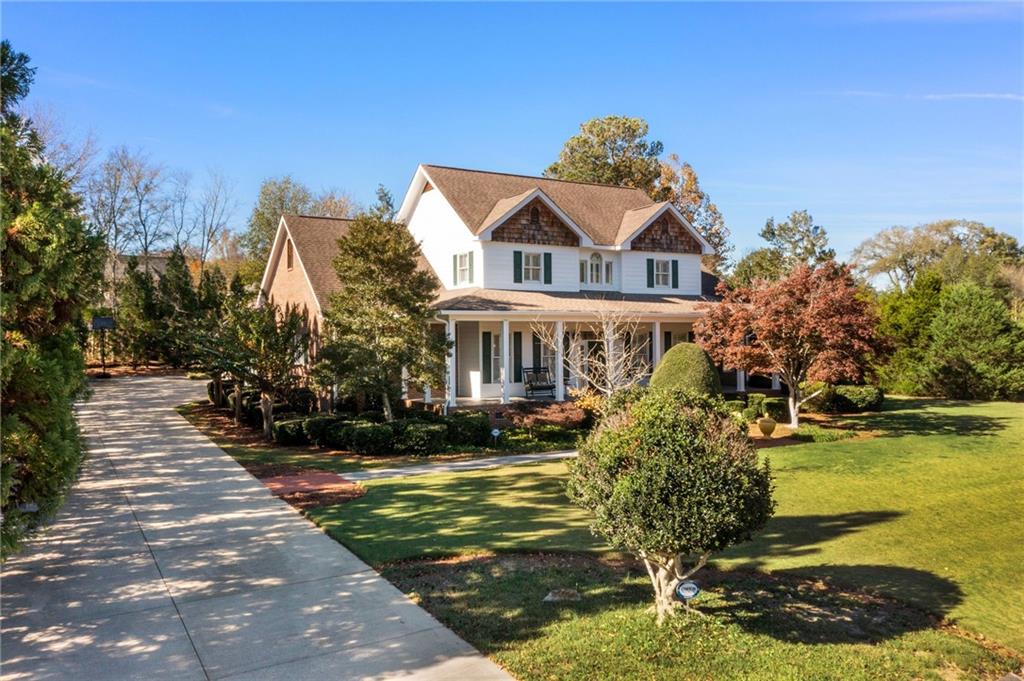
[446,318,457,409]
[400,367,409,399]
[555,320,565,401]
[737,369,746,393]
[771,373,781,390]
[500,319,511,404]
[652,320,662,367]
[424,385,432,404]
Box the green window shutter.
[468,252,474,284]
[513,332,523,382]
[532,334,542,368]
[646,258,654,288]
[452,254,458,286]
[543,252,552,284]
[481,332,492,384]
[513,250,523,283]
[671,259,679,289]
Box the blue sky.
[5,1,1023,260]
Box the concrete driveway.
[1,375,511,681]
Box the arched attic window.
[589,252,602,284]
[529,206,541,225]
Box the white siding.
[481,242,581,292]
[621,252,702,295]
[405,189,481,290]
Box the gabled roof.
[415,165,660,246]
[259,214,437,314]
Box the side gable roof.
[259,214,438,314]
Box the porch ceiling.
[434,287,716,318]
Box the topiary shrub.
[834,385,885,412]
[272,418,309,446]
[763,397,789,423]
[741,406,760,423]
[649,343,722,395]
[395,422,447,455]
[445,411,491,446]
[567,389,774,624]
[348,422,397,455]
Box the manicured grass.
[384,554,1019,681]
[176,402,580,475]
[314,398,1024,653]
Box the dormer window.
[529,206,541,225]
[286,239,294,270]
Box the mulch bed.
[278,487,366,511]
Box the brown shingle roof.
[282,214,438,310]
[433,287,717,316]
[422,165,656,245]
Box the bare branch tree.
[311,188,357,218]
[87,150,134,307]
[194,170,234,274]
[531,309,651,398]
[168,170,195,251]
[115,146,170,267]
[26,102,99,192]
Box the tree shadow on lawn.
[384,554,964,651]
[836,398,1011,438]
[722,511,905,563]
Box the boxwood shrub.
[722,399,745,415]
[395,422,447,455]
[348,422,396,455]
[445,411,491,446]
[649,342,722,395]
[303,415,341,446]
[272,418,309,446]
[804,383,885,414]
[747,393,767,417]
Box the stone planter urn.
[757,416,777,438]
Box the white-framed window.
[579,260,586,283]
[654,259,670,287]
[523,252,542,282]
[589,253,602,284]
[490,334,501,384]
[457,252,471,284]
[604,260,613,285]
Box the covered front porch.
[415,312,773,410]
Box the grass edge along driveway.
[306,398,1022,679]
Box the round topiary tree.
[649,342,722,395]
[567,389,774,624]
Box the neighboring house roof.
[261,214,438,314]
[434,287,716,317]
[419,165,672,247]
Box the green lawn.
[310,398,1024,661]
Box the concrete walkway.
[1,375,511,681]
[343,450,577,483]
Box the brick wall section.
[264,235,322,354]
[491,199,580,247]
[631,213,702,253]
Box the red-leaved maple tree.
[695,261,878,427]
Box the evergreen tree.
[760,210,835,270]
[114,258,159,366]
[922,282,1024,400]
[1,41,105,555]
[155,245,198,366]
[319,187,448,421]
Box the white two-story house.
[259,164,766,409]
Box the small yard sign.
[675,580,701,602]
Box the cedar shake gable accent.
[490,197,580,247]
[421,165,653,246]
[630,211,703,254]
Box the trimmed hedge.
[649,343,722,396]
[747,393,767,417]
[723,399,745,415]
[348,422,396,455]
[395,422,448,455]
[445,411,491,446]
[804,384,885,414]
[272,418,309,446]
